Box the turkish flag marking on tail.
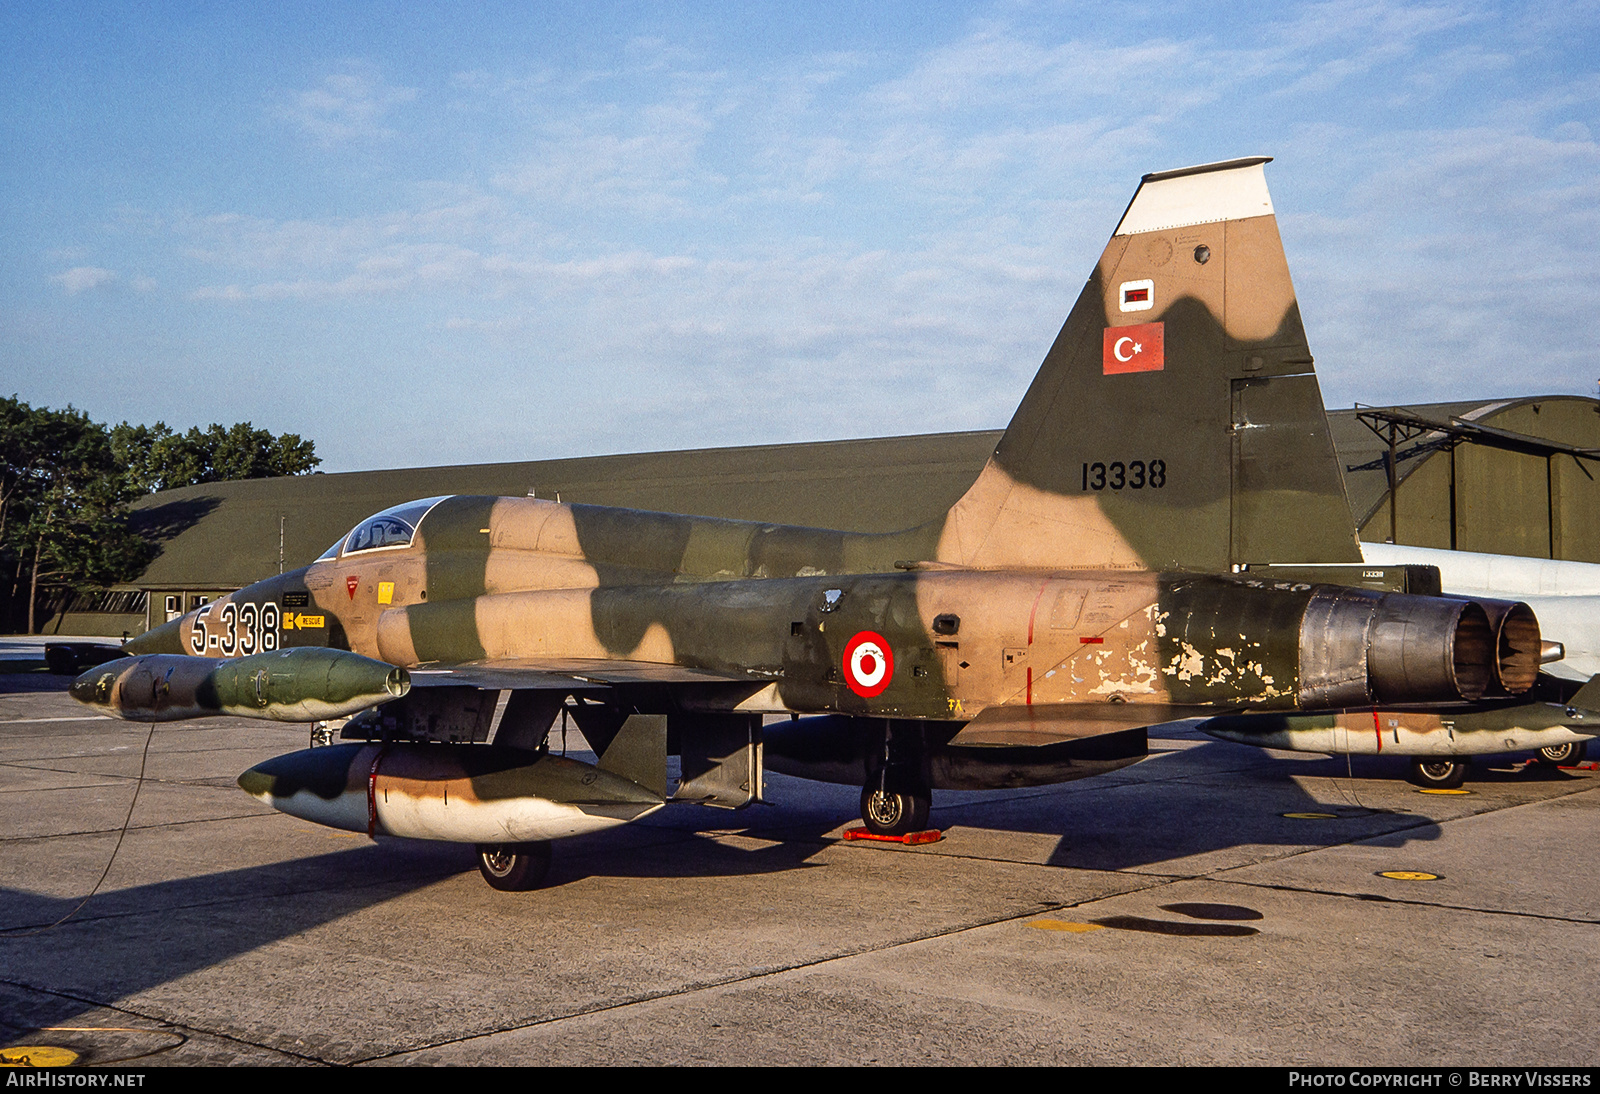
[1102,322,1165,375]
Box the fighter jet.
[78,158,1546,888]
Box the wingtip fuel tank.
[71,647,410,723]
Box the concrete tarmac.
[1,672,1595,1066]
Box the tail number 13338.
[1082,459,1165,491]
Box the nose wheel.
[475,841,553,890]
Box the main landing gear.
[859,784,931,836]
[475,841,552,891]
[859,721,933,836]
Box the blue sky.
[4,1,1597,471]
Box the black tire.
[475,841,553,891]
[859,784,931,836]
[1535,741,1588,767]
[1408,758,1469,790]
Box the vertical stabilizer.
[936,158,1359,573]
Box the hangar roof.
[129,430,1005,589]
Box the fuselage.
[132,494,1528,725]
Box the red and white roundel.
[842,631,894,698]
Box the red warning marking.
[346,575,360,599]
[1124,287,1149,303]
[842,631,894,698]
[1103,321,1165,374]
[1080,636,1104,644]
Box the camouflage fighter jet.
[76,158,1546,888]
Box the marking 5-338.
[190,601,281,656]
[1082,460,1166,491]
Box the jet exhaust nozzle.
[70,647,410,723]
[1164,578,1541,710]
[1299,586,1542,706]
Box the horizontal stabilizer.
[1567,674,1600,715]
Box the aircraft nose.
[126,616,186,655]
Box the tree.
[2,402,152,632]
[111,421,320,493]
[4,400,321,632]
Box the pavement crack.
[1208,876,1600,926]
[0,977,326,1066]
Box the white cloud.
[50,266,115,294]
[92,4,1600,468]
[273,63,418,145]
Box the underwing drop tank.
[70,648,410,723]
[238,742,666,843]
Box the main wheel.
[1535,741,1588,767]
[1408,758,1469,790]
[475,841,553,891]
[860,785,931,836]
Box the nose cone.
[126,617,186,655]
[69,659,131,709]
[238,743,362,802]
[69,669,105,706]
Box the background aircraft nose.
[125,616,185,655]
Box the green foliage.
[110,420,320,494]
[3,398,321,632]
[1,399,153,631]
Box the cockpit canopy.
[317,497,451,561]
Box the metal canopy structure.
[1352,404,1600,547]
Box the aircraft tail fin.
[935,158,1360,573]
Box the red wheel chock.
[841,827,943,845]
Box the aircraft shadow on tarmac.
[6,742,1583,1052]
[0,843,469,1052]
[509,734,1460,879]
[0,673,71,695]
[0,819,854,1055]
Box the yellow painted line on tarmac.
[0,1045,78,1066]
[1418,788,1470,795]
[1377,871,1440,881]
[1030,919,1105,933]
[1283,812,1339,819]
